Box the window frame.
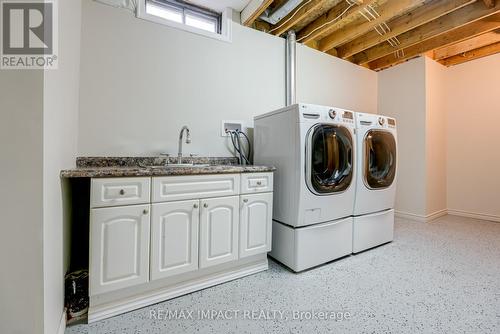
[137,0,232,43]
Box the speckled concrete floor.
[66,215,500,334]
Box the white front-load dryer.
[353,113,398,253]
[254,103,356,271]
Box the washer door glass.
[308,124,353,194]
[364,130,396,189]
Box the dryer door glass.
[364,130,396,189]
[308,124,353,194]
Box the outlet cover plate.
[221,120,243,136]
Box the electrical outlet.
[221,121,243,136]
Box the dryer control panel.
[356,113,397,130]
[387,118,396,128]
[299,104,356,125]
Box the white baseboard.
[88,259,268,323]
[447,209,500,222]
[396,209,500,223]
[395,209,447,223]
[426,209,448,222]
[57,309,66,334]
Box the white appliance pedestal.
[352,209,394,253]
[269,217,353,272]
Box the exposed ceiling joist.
[483,0,496,8]
[242,0,274,26]
[318,0,426,53]
[438,40,500,65]
[352,0,500,65]
[296,0,379,44]
[432,30,500,60]
[368,13,500,70]
[248,0,500,69]
[337,0,475,59]
[271,0,326,37]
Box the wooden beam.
[438,40,500,65]
[432,30,500,59]
[296,0,379,44]
[242,0,274,27]
[353,0,500,65]
[483,0,496,8]
[270,0,325,37]
[337,0,475,59]
[318,0,425,53]
[291,0,346,32]
[368,13,500,70]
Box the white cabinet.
[239,193,273,258]
[150,200,199,280]
[90,204,150,295]
[89,173,273,300]
[199,196,239,268]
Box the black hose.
[229,129,251,165]
[238,130,252,163]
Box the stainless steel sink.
[165,163,210,168]
[141,163,210,169]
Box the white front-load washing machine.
[353,113,398,253]
[254,103,356,271]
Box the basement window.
[137,0,232,42]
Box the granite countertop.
[60,157,276,178]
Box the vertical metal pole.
[286,30,296,106]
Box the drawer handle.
[256,181,262,186]
[119,189,125,195]
[203,203,208,208]
[193,203,199,209]
[243,199,248,203]
[143,209,149,215]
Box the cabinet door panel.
[90,204,150,295]
[199,196,239,268]
[151,200,199,280]
[240,193,273,258]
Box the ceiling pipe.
[260,0,302,25]
[286,30,296,106]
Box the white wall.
[43,1,82,333]
[297,45,377,114]
[425,58,447,216]
[78,1,284,157]
[445,53,500,220]
[378,57,427,217]
[77,1,378,157]
[379,54,499,221]
[0,73,45,333]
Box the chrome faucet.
[178,126,191,164]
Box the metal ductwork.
[286,30,296,106]
[260,0,303,25]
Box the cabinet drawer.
[240,173,273,194]
[91,177,151,208]
[152,174,240,202]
